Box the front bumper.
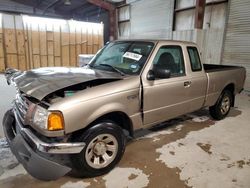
[2,110,85,180]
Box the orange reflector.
[48,112,64,131]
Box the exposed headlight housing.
[33,105,48,130]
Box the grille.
[14,92,29,124]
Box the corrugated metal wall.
[222,0,250,90]
[174,1,227,65]
[120,0,175,39]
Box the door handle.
[184,81,192,88]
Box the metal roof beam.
[87,0,115,11]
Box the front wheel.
[209,90,233,120]
[70,121,126,177]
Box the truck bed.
[203,63,245,107]
[203,64,242,73]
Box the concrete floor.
[0,73,250,188]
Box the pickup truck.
[2,40,246,181]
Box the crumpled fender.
[5,68,22,85]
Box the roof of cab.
[115,39,197,45]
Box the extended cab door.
[141,43,207,127]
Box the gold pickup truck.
[2,40,246,180]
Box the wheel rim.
[85,134,118,169]
[220,95,230,115]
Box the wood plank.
[0,34,4,58]
[54,31,61,56]
[33,55,40,68]
[98,28,104,49]
[39,30,47,55]
[0,57,5,72]
[31,30,40,55]
[61,32,70,67]
[47,41,54,55]
[18,55,26,70]
[70,45,76,66]
[76,31,81,64]
[6,54,18,69]
[23,24,30,70]
[16,29,25,55]
[4,29,17,54]
[47,31,54,41]
[55,57,61,66]
[62,46,70,67]
[27,25,34,69]
[40,55,48,67]
[93,44,99,54]
[93,31,99,45]
[87,28,93,54]
[70,29,76,66]
[48,55,54,67]
[81,28,87,54]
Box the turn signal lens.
[48,112,64,131]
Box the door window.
[153,46,185,78]
[187,47,202,71]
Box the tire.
[70,121,126,178]
[209,90,233,120]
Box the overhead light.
[64,0,71,5]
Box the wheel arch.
[72,111,134,138]
[223,83,235,107]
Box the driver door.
[142,45,191,126]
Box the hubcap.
[85,134,118,169]
[220,95,230,115]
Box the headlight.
[33,105,48,130]
[33,106,64,131]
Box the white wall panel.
[124,0,174,39]
[222,0,250,90]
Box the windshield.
[89,41,155,75]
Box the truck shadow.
[132,107,242,140]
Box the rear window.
[187,47,202,71]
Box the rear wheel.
[209,90,233,120]
[70,121,126,177]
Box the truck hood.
[10,67,123,100]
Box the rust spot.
[220,154,230,161]
[237,160,246,168]
[246,159,250,166]
[169,151,175,155]
[197,143,212,155]
[227,163,235,168]
[232,179,237,182]
[128,174,138,180]
[178,143,184,147]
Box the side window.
[153,45,185,78]
[187,47,202,71]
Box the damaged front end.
[2,110,77,180]
[5,68,22,85]
[3,67,123,180]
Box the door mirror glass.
[147,70,155,80]
[147,67,171,80]
[154,66,171,79]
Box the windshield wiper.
[99,64,125,76]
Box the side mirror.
[154,67,171,79]
[147,67,171,80]
[147,68,171,80]
[147,70,155,80]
